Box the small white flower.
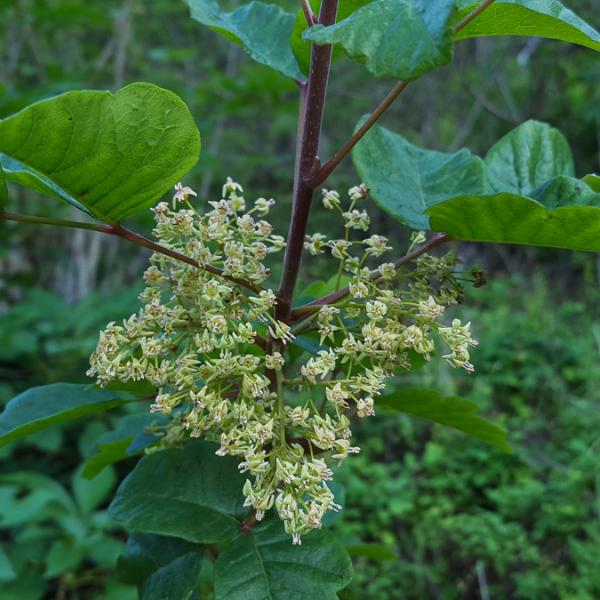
[348,183,369,201]
[321,189,340,209]
[222,176,243,196]
[172,182,197,208]
[255,197,275,215]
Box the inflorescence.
[88,179,477,543]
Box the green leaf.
[582,173,600,192]
[354,118,600,251]
[427,122,600,251]
[117,533,202,600]
[455,0,600,52]
[303,0,457,80]
[484,120,574,195]
[214,518,353,600]
[45,539,84,578]
[0,83,200,222]
[378,388,511,452]
[352,118,485,228]
[0,162,7,209]
[346,543,396,561]
[72,465,116,514]
[0,384,127,447]
[428,190,600,251]
[108,440,250,544]
[82,413,162,479]
[0,155,92,215]
[0,544,16,582]
[187,0,303,80]
[0,472,75,528]
[291,0,373,75]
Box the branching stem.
[0,211,261,293]
[308,0,498,187]
[291,233,451,321]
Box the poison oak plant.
[0,0,599,597]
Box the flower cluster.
[88,180,477,544]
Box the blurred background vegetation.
[1,0,599,598]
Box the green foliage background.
[0,0,599,598]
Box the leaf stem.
[0,211,261,293]
[299,0,316,26]
[276,366,286,447]
[276,0,339,323]
[307,0,498,187]
[309,80,409,187]
[454,0,497,31]
[239,512,259,534]
[290,233,451,321]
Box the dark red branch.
[0,211,261,293]
[291,233,451,321]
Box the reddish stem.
[276,0,339,323]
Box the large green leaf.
[187,0,303,80]
[354,118,600,251]
[108,440,250,544]
[352,118,485,229]
[378,388,511,452]
[110,441,353,598]
[303,0,457,80]
[0,384,127,447]
[117,533,202,600]
[455,0,600,52]
[428,189,600,251]
[214,518,353,600]
[0,83,200,222]
[427,122,600,250]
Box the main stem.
[276,0,339,323]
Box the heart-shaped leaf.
[455,0,600,52]
[378,388,511,452]
[0,384,127,447]
[214,518,353,600]
[0,83,200,222]
[109,441,353,599]
[187,0,303,80]
[303,0,457,80]
[427,122,600,250]
[354,118,600,252]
